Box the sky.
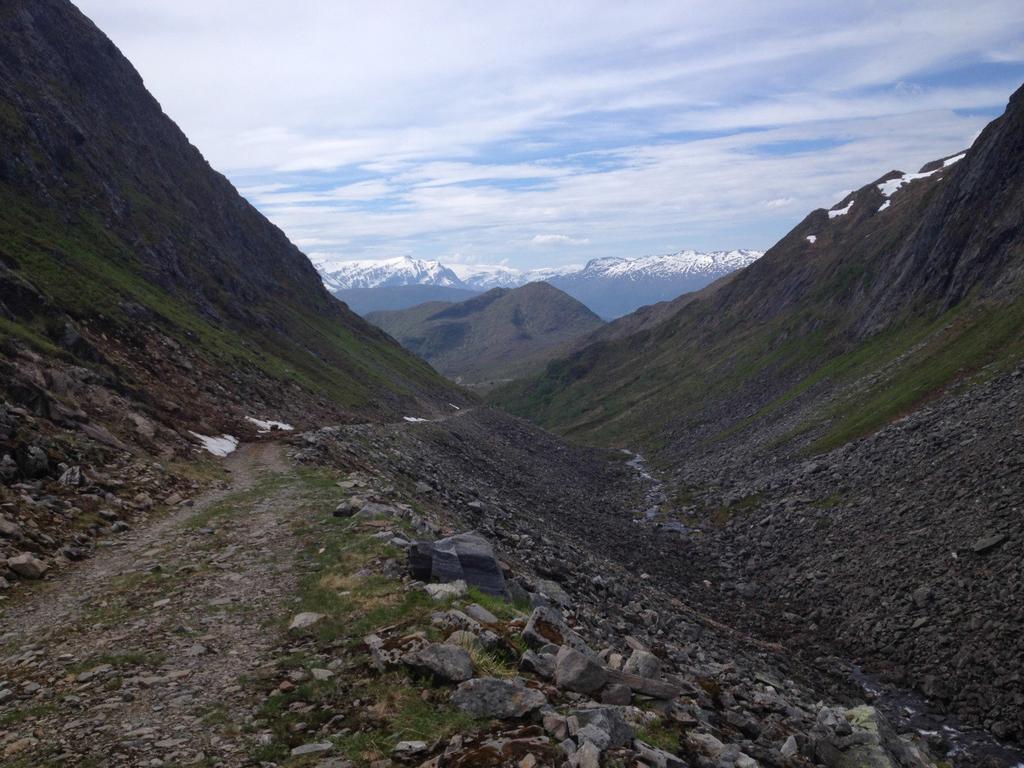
[76,0,1024,272]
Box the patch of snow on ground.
[877,167,942,201]
[828,200,854,218]
[403,416,429,423]
[189,432,239,457]
[878,200,891,212]
[245,416,294,433]
[806,235,817,244]
[943,153,966,167]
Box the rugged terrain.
[495,84,1024,743]
[366,284,604,390]
[2,1,1022,766]
[5,409,999,768]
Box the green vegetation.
[64,651,164,675]
[635,717,681,753]
[234,466,493,764]
[368,282,604,390]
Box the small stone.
[289,612,326,632]
[311,668,333,681]
[424,580,467,601]
[291,742,333,757]
[780,735,798,758]
[464,603,499,624]
[392,741,428,758]
[971,533,1006,554]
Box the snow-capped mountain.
[450,264,566,291]
[545,250,762,318]
[313,250,761,317]
[316,256,462,291]
[567,250,762,281]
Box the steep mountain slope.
[495,83,1024,738]
[496,85,1024,454]
[366,282,604,389]
[0,0,464,440]
[548,249,762,318]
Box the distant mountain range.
[316,250,762,318]
[366,283,604,390]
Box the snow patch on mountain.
[571,250,762,280]
[829,200,855,219]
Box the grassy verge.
[242,469,499,765]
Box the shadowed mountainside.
[367,282,604,390]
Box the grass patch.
[709,492,763,528]
[0,702,59,729]
[636,718,681,753]
[466,585,529,620]
[65,650,164,675]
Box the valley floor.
[1,409,1019,768]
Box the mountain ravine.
[1,3,1022,768]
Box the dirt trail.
[0,441,319,767]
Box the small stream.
[853,667,1024,768]
[621,450,1024,768]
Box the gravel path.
[0,441,316,767]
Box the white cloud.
[74,0,1024,267]
[530,234,591,247]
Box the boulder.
[554,647,606,694]
[451,678,547,719]
[357,502,400,519]
[634,740,687,768]
[403,643,473,683]
[523,606,591,654]
[58,465,83,487]
[622,649,660,678]
[569,707,633,749]
[813,706,933,768]
[570,740,600,768]
[600,684,632,705]
[409,533,507,597]
[7,552,47,579]
[21,445,49,478]
[0,454,17,483]
[519,650,556,679]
